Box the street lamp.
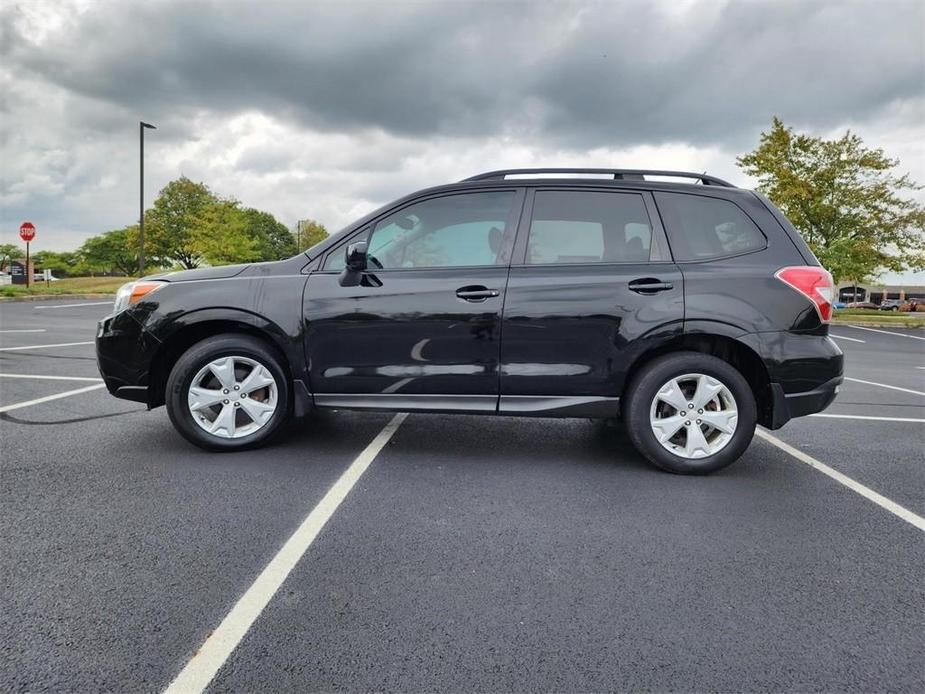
[139,121,156,276]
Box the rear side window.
[654,192,766,261]
[526,191,652,264]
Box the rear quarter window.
[654,192,766,261]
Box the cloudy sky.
[1,0,923,276]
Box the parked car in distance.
[879,299,907,311]
[96,168,844,475]
[845,301,879,310]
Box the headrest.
[488,227,503,254]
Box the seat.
[625,236,648,261]
[488,226,514,264]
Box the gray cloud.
[1,0,923,250]
[6,0,923,147]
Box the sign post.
[19,222,36,288]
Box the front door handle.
[456,285,500,302]
[628,278,674,294]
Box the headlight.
[113,280,165,314]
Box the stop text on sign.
[19,222,36,242]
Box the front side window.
[654,192,766,261]
[526,191,652,265]
[326,191,516,271]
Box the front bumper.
[96,310,161,406]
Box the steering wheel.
[367,255,384,270]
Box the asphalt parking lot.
[1,298,923,693]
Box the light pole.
[139,121,156,276]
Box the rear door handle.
[628,279,674,294]
[456,285,500,302]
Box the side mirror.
[345,242,368,271]
[338,241,368,287]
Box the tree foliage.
[295,219,329,252]
[243,208,297,259]
[145,177,216,269]
[20,176,309,276]
[190,200,262,266]
[737,117,925,283]
[143,177,299,269]
[32,250,82,277]
[78,227,140,276]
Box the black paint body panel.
[303,267,509,396]
[500,263,683,397]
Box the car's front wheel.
[624,352,757,474]
[166,334,291,451]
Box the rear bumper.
[739,331,844,429]
[768,374,842,429]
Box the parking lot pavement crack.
[0,409,142,425]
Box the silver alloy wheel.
[649,372,738,459]
[187,356,278,439]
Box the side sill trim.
[499,395,620,418]
[311,394,621,418]
[313,393,497,414]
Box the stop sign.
[19,222,36,242]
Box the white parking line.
[828,333,865,343]
[810,413,925,423]
[0,373,103,382]
[843,325,925,341]
[0,329,46,334]
[0,341,94,352]
[845,377,925,397]
[756,429,925,532]
[164,412,408,694]
[33,301,112,309]
[0,383,106,413]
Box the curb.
[833,321,925,329]
[0,293,115,303]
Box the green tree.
[190,200,262,266]
[0,242,20,259]
[242,208,297,260]
[0,243,19,273]
[33,250,81,277]
[77,227,139,275]
[295,219,329,252]
[737,117,925,282]
[146,177,218,269]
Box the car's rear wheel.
[624,352,757,474]
[166,334,291,451]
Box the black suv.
[96,168,843,474]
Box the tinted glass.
[329,192,515,270]
[654,192,766,261]
[526,191,652,264]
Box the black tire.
[165,334,291,451]
[623,352,757,474]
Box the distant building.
[838,282,925,304]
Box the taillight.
[775,266,835,323]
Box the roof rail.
[462,168,735,187]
